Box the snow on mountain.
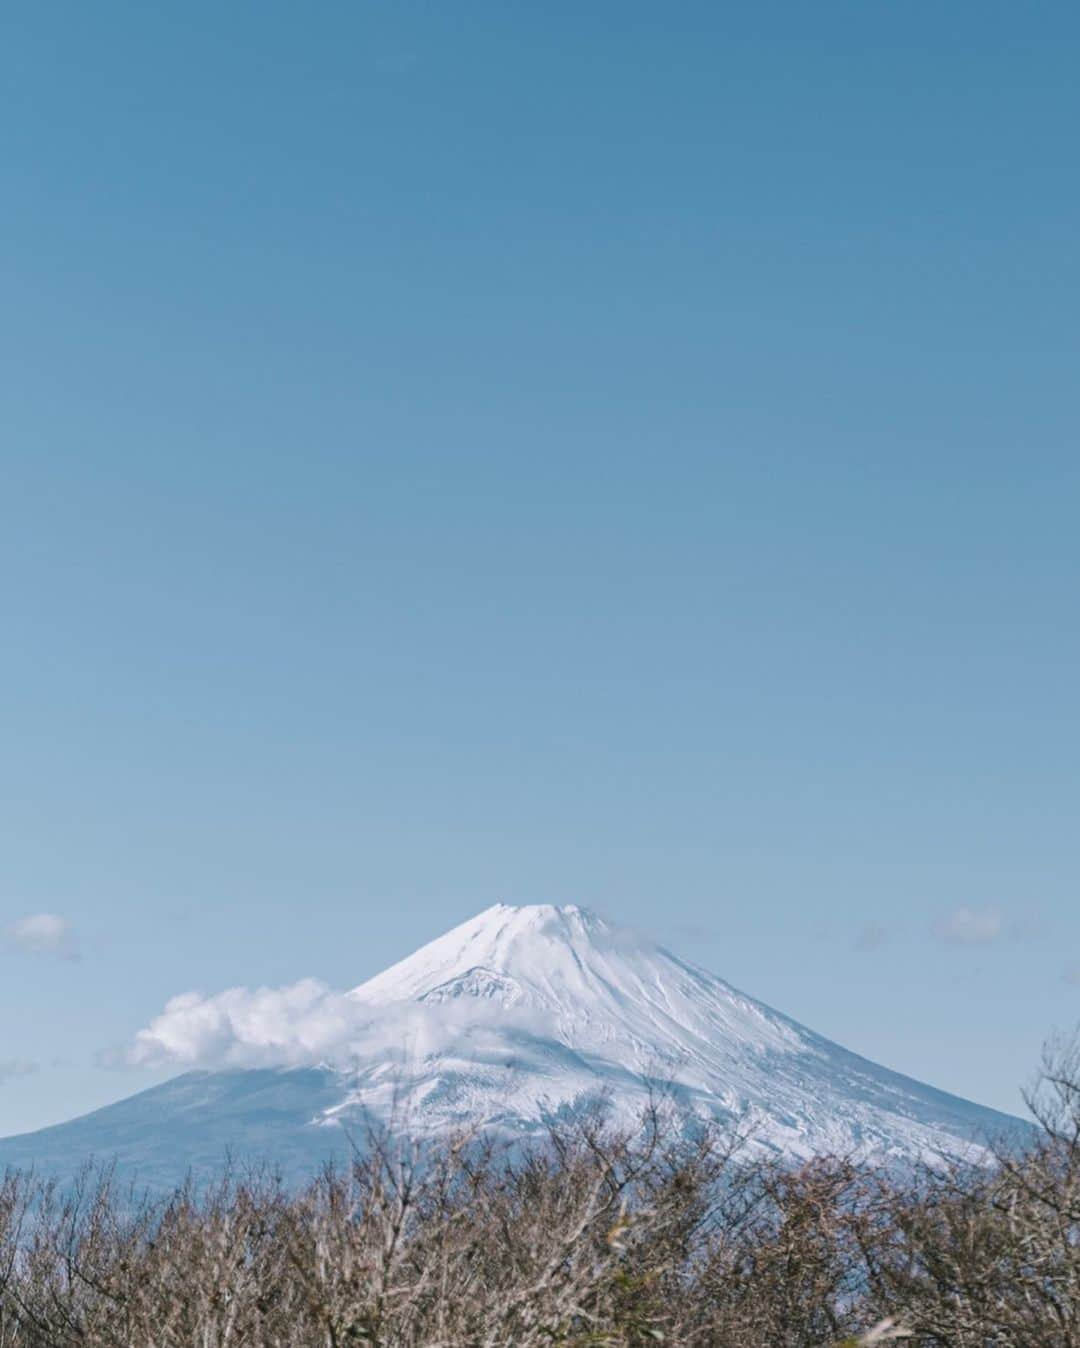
[333,903,1024,1162]
[0,904,1029,1189]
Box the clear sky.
[2,1,1078,1134]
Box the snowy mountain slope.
[0,904,1030,1189]
[0,1070,354,1193]
[333,903,1026,1162]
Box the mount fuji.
[0,904,1027,1189]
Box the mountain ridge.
[0,903,1030,1189]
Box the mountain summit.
[0,904,1026,1189]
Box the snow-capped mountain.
[0,904,1028,1189]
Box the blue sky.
[2,1,1078,1133]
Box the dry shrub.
[0,1043,1076,1347]
[861,1040,1080,1348]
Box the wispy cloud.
[0,1059,38,1085]
[1064,964,1080,988]
[932,906,1003,947]
[1007,912,1047,943]
[666,922,722,946]
[2,913,79,960]
[853,922,888,953]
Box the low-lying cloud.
[129,980,372,1070]
[932,906,1003,947]
[127,977,551,1073]
[3,914,79,960]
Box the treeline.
[0,1045,1077,1347]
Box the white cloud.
[129,979,372,1070]
[932,906,1003,947]
[126,978,553,1073]
[3,913,79,960]
[0,1059,37,1085]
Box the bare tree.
[1,1043,1077,1346]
